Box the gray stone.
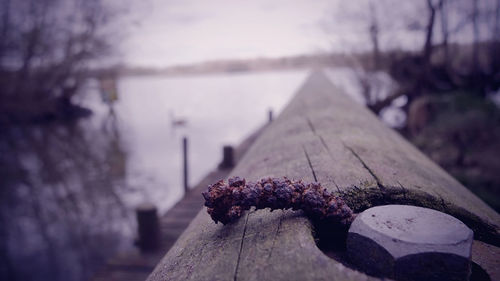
[347,205,473,281]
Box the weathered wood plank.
[147,70,499,281]
[229,115,371,281]
[295,72,499,242]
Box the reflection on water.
[0,110,134,281]
[0,69,401,281]
[0,70,309,281]
[87,70,311,213]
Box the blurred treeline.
[344,0,499,110]
[346,0,500,210]
[0,2,134,280]
[0,0,116,125]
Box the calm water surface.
[0,70,310,281]
[0,69,401,281]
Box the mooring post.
[219,145,234,169]
[268,109,273,123]
[136,203,160,252]
[183,136,189,194]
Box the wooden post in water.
[136,203,160,252]
[219,145,234,169]
[268,109,273,123]
[183,136,189,194]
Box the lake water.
[82,70,312,213]
[1,70,311,281]
[0,68,402,281]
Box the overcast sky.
[120,0,344,67]
[118,0,480,68]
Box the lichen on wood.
[202,177,354,226]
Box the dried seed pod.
[202,177,354,226]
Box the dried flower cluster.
[202,177,354,226]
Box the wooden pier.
[92,125,266,281]
[146,71,499,281]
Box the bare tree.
[495,0,500,41]
[438,0,450,67]
[0,0,118,123]
[491,0,500,75]
[423,0,438,69]
[472,0,480,73]
[368,1,381,70]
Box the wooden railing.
[146,71,499,281]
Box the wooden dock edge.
[147,70,500,281]
[92,123,268,281]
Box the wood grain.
[147,71,499,281]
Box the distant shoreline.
[90,52,366,78]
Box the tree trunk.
[490,0,500,76]
[423,0,437,68]
[438,0,450,68]
[472,0,480,74]
[0,0,11,60]
[369,1,380,70]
